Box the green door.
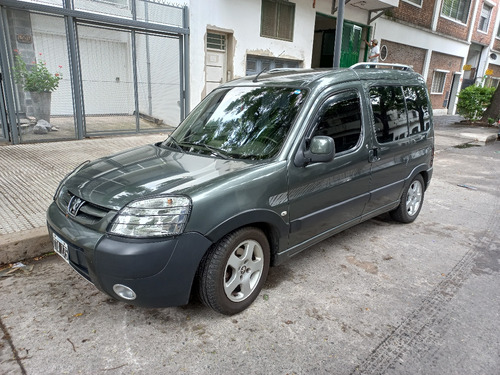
[340,23,362,67]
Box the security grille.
[207,33,226,50]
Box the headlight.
[108,195,191,238]
[53,160,90,200]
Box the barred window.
[478,4,492,32]
[246,55,300,75]
[431,71,447,94]
[207,33,226,50]
[261,0,295,41]
[441,0,471,23]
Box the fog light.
[113,284,137,300]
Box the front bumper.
[47,202,212,307]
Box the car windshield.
[162,86,307,160]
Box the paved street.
[1,131,499,374]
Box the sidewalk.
[433,115,499,152]
[0,116,498,264]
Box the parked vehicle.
[47,63,434,315]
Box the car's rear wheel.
[390,174,425,223]
[198,227,270,315]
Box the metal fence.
[0,0,189,144]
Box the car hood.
[65,144,256,210]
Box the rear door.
[287,88,371,248]
[404,84,433,175]
[363,84,411,216]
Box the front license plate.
[53,233,69,263]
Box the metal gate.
[0,68,9,143]
[0,0,189,144]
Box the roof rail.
[350,63,414,71]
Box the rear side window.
[311,91,362,153]
[370,86,408,143]
[404,86,431,135]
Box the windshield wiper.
[163,136,184,153]
[178,142,232,160]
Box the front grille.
[58,190,111,225]
[77,201,110,224]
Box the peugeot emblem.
[67,196,85,217]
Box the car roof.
[223,66,425,90]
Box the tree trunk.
[481,85,500,123]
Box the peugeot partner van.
[47,63,434,315]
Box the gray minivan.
[47,64,434,315]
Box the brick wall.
[471,0,499,45]
[436,17,469,40]
[435,0,479,41]
[494,38,500,52]
[486,63,500,76]
[380,40,426,74]
[427,51,463,109]
[389,0,434,29]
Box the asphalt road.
[1,141,499,375]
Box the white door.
[447,73,462,115]
[205,32,227,95]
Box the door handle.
[369,148,380,162]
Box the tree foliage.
[456,85,495,121]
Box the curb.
[0,227,51,265]
[459,132,498,145]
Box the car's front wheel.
[390,174,425,223]
[197,227,270,315]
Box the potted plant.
[12,52,62,123]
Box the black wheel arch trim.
[204,209,289,256]
[404,164,432,192]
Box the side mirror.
[294,136,335,167]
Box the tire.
[390,174,425,223]
[197,227,270,315]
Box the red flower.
[58,65,62,68]
[55,73,59,77]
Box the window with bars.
[441,0,471,23]
[207,33,226,50]
[431,71,447,94]
[246,55,300,75]
[478,4,492,32]
[261,0,295,41]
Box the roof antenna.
[253,68,268,83]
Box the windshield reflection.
[163,86,307,160]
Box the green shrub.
[456,85,495,121]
